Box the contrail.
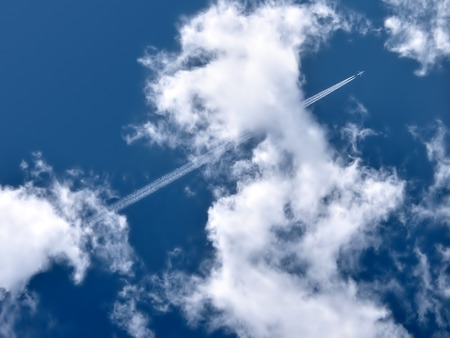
[94,72,362,219]
[109,131,254,212]
[302,72,362,107]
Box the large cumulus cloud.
[133,1,409,337]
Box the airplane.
[356,71,364,77]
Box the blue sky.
[1,0,450,337]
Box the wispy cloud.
[341,123,378,154]
[383,0,450,75]
[111,284,154,338]
[412,124,450,317]
[362,122,450,333]
[347,96,369,117]
[0,154,136,335]
[0,292,38,338]
[412,122,450,221]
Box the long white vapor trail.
[302,73,359,107]
[109,131,254,212]
[97,72,361,216]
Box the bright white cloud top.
[0,186,87,292]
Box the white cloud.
[0,185,88,292]
[347,96,369,117]
[136,0,348,151]
[400,123,450,330]
[137,1,408,337]
[0,292,38,338]
[406,248,450,329]
[383,0,450,75]
[165,161,407,337]
[111,284,154,338]
[437,246,450,298]
[0,155,135,334]
[341,123,377,153]
[413,122,450,221]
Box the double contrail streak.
[302,72,362,107]
[109,131,254,212]
[96,72,362,218]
